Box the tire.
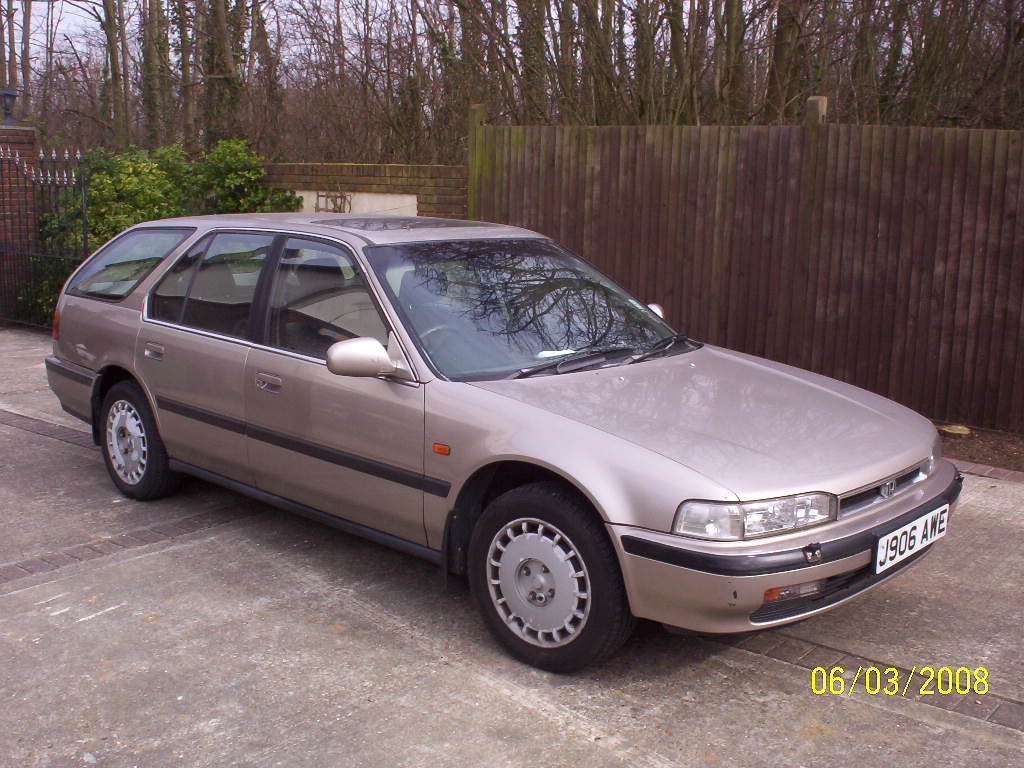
[468,482,636,672]
[100,380,180,501]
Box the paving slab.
[0,422,252,562]
[0,325,86,430]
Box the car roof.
[143,213,545,246]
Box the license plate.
[875,505,949,574]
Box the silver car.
[46,214,962,671]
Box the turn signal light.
[51,309,61,340]
[763,579,824,603]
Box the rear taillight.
[51,309,60,340]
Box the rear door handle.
[144,342,164,360]
[255,372,282,394]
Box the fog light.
[763,579,825,603]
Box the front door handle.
[144,342,164,360]
[255,372,282,394]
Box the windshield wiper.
[627,333,696,365]
[509,347,634,379]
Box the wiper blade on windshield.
[509,347,634,379]
[627,333,696,365]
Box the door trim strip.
[157,396,450,497]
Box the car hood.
[470,346,936,499]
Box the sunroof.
[312,217,489,231]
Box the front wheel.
[101,381,180,500]
[468,482,635,672]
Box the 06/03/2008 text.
[811,666,988,696]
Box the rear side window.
[149,237,208,323]
[68,228,193,300]
[178,232,274,338]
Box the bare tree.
[17,0,1024,159]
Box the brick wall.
[263,163,468,219]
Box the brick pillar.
[0,125,37,154]
[0,126,40,320]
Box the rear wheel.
[101,381,180,500]
[468,482,635,672]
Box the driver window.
[269,239,388,359]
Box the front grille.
[839,465,925,517]
[749,545,930,624]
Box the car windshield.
[365,239,678,381]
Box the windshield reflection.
[366,239,674,380]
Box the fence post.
[804,96,828,129]
[791,96,829,369]
[466,103,486,220]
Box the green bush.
[87,150,190,245]
[28,140,301,324]
[43,139,300,253]
[197,139,300,214]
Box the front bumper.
[609,467,964,633]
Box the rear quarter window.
[67,228,194,301]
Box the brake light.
[52,309,60,340]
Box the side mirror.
[326,337,398,377]
[647,303,665,319]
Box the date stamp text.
[811,666,989,696]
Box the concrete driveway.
[1,326,1022,767]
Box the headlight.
[673,493,837,541]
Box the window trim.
[141,228,421,382]
[66,226,196,303]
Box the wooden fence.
[468,120,1024,433]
